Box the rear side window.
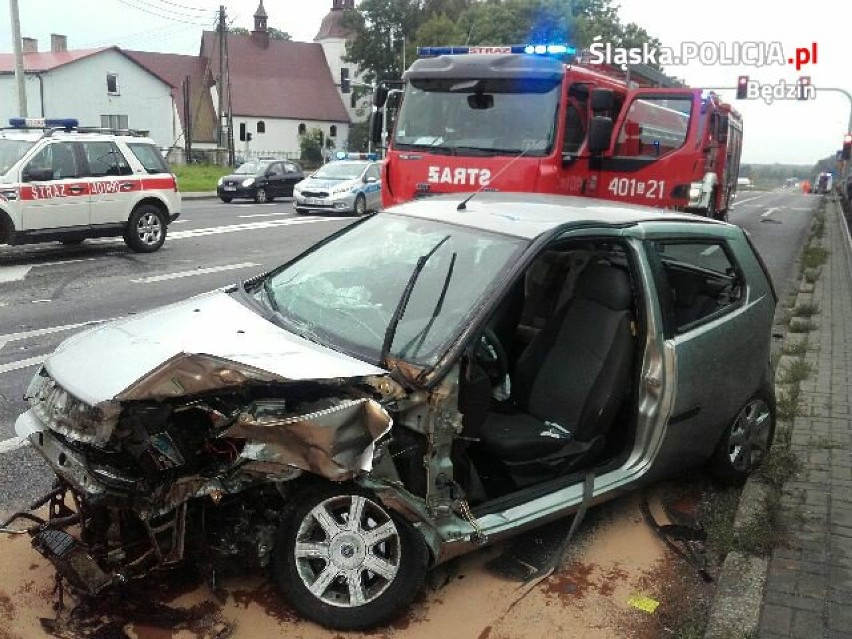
[652,240,743,334]
[127,143,170,174]
[83,141,132,177]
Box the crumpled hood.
[45,290,386,406]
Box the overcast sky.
[1,0,848,165]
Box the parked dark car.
[217,159,303,203]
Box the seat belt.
[495,472,596,620]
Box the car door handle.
[120,182,135,191]
[68,186,85,194]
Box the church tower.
[315,0,365,123]
[251,1,269,48]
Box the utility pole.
[224,21,235,166]
[183,75,192,163]
[9,0,27,117]
[217,4,226,151]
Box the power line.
[82,22,195,49]
[129,0,212,19]
[114,0,212,25]
[139,0,211,14]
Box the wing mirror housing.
[587,116,614,155]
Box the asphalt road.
[0,190,817,512]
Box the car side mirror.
[587,116,614,154]
[365,176,378,183]
[23,167,54,182]
[590,88,615,112]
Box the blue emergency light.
[336,151,379,161]
[9,117,79,129]
[417,44,574,58]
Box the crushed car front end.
[10,292,425,596]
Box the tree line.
[341,0,663,83]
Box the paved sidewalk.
[759,199,852,639]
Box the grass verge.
[173,164,231,192]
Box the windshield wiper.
[398,252,457,360]
[395,142,457,156]
[380,235,450,369]
[262,278,281,312]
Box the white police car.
[0,118,181,252]
[293,154,382,215]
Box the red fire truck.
[372,45,743,220]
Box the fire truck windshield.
[0,139,34,175]
[393,77,560,157]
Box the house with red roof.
[0,2,360,161]
[0,35,179,148]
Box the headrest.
[575,265,633,311]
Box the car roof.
[324,160,370,168]
[0,129,156,144]
[386,192,727,240]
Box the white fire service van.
[0,118,181,252]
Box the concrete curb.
[180,191,218,200]
[704,198,830,639]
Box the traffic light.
[340,68,351,94]
[842,133,852,161]
[736,75,748,99]
[798,76,811,100]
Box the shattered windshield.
[0,139,34,175]
[393,78,560,156]
[259,214,526,367]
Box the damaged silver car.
[11,192,777,630]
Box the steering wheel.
[475,326,509,383]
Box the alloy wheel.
[727,398,772,472]
[135,211,163,247]
[293,494,401,608]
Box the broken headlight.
[26,368,118,447]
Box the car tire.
[124,205,167,253]
[354,194,367,216]
[255,188,268,204]
[272,484,428,631]
[709,383,776,484]
[220,196,233,203]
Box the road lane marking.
[0,355,43,375]
[131,262,260,284]
[0,218,343,263]
[0,258,97,284]
[0,436,28,454]
[761,208,778,218]
[731,193,771,208]
[0,319,111,345]
[0,265,33,283]
[238,212,295,219]
[789,207,814,211]
[168,216,339,240]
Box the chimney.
[50,34,68,53]
[22,37,38,54]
